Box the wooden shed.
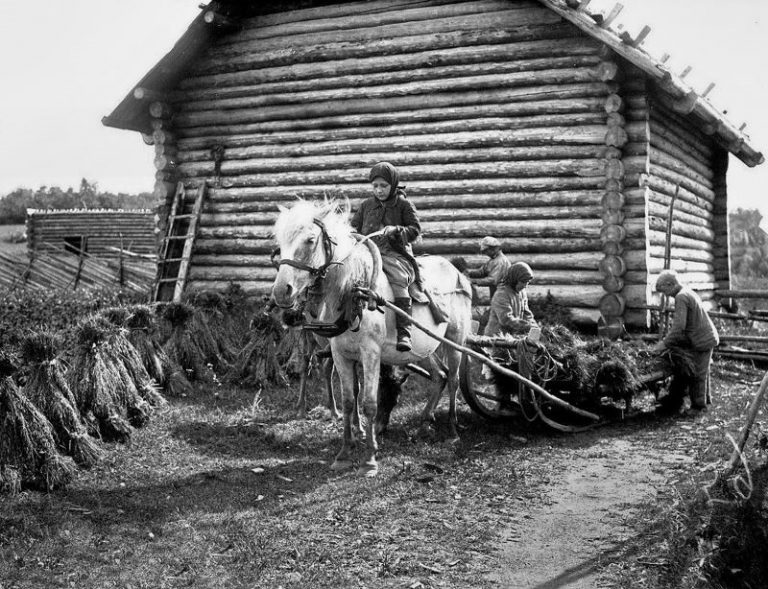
[26,209,159,257]
[103,0,763,327]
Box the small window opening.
[63,236,85,255]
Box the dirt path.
[487,435,693,588]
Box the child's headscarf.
[505,262,534,287]
[369,162,404,200]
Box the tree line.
[0,179,155,225]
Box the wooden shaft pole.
[367,292,600,422]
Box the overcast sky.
[0,0,766,220]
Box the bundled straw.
[187,291,238,370]
[0,465,21,495]
[159,302,210,382]
[68,316,135,442]
[225,309,289,387]
[20,332,104,468]
[0,375,76,491]
[124,304,173,392]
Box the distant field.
[0,224,27,256]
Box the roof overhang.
[535,0,764,167]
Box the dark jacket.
[351,191,421,257]
[664,286,720,351]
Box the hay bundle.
[124,305,175,392]
[20,333,104,468]
[225,309,289,387]
[160,302,209,382]
[0,465,21,495]
[653,346,698,380]
[68,317,135,442]
[593,359,640,404]
[98,306,169,406]
[187,291,239,369]
[0,375,76,491]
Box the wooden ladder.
[153,182,206,302]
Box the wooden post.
[118,234,125,287]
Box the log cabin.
[103,0,764,329]
[26,209,158,258]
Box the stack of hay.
[99,306,168,408]
[225,304,290,387]
[20,333,104,468]
[0,350,76,492]
[68,315,153,442]
[186,291,240,371]
[158,301,210,385]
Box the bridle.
[271,218,356,337]
[271,218,339,278]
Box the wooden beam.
[133,87,163,101]
[203,10,240,30]
[702,82,716,98]
[601,3,624,28]
[630,25,651,47]
[680,65,693,79]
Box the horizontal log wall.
[165,0,630,323]
[26,212,159,256]
[645,98,721,309]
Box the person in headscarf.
[468,236,512,299]
[351,162,421,352]
[651,269,719,414]
[483,262,537,337]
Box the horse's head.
[270,199,351,309]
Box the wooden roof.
[102,0,764,167]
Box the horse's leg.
[322,358,340,419]
[358,351,381,477]
[351,364,364,442]
[330,357,358,471]
[420,355,448,418]
[294,330,311,418]
[443,347,463,442]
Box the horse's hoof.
[375,421,388,437]
[330,459,355,471]
[417,422,437,440]
[357,462,379,477]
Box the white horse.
[271,199,472,476]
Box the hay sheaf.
[21,332,104,468]
[160,302,211,382]
[225,310,289,387]
[0,376,76,491]
[69,315,159,442]
[124,304,174,392]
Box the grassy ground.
[0,376,557,589]
[1,355,766,589]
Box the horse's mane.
[273,198,352,245]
